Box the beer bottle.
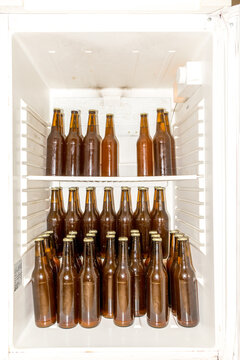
[130,233,146,317]
[58,187,66,220]
[75,187,82,218]
[100,187,116,258]
[69,230,82,268]
[144,230,158,270]
[47,188,64,256]
[166,230,179,307]
[133,187,151,259]
[57,238,78,328]
[102,114,119,176]
[153,108,172,176]
[114,237,133,327]
[86,232,101,273]
[66,234,81,272]
[82,188,100,250]
[41,234,58,289]
[101,234,117,318]
[64,188,82,255]
[151,187,169,259]
[170,233,184,315]
[45,230,60,271]
[145,233,161,275]
[83,110,102,176]
[116,187,133,251]
[65,110,83,176]
[146,237,169,328]
[46,108,65,176]
[31,238,56,327]
[137,113,153,176]
[60,110,66,139]
[79,237,100,328]
[164,111,176,175]
[175,237,199,327]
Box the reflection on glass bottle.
[137,113,153,176]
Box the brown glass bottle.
[64,188,82,255]
[82,188,100,251]
[79,238,100,328]
[151,187,169,259]
[116,187,133,252]
[100,187,116,258]
[46,109,65,176]
[146,237,169,328]
[47,188,64,257]
[101,234,117,318]
[164,111,176,175]
[65,111,83,176]
[66,234,81,273]
[45,230,60,271]
[144,231,158,271]
[153,108,172,176]
[170,233,184,315]
[166,230,179,307]
[83,110,102,176]
[42,234,58,289]
[175,237,199,327]
[57,238,78,328]
[75,187,82,218]
[114,237,133,327]
[137,114,153,176]
[145,233,161,275]
[130,233,146,317]
[60,111,66,139]
[31,239,56,327]
[58,187,66,220]
[134,187,151,259]
[102,114,119,176]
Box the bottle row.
[47,185,169,259]
[31,230,199,329]
[46,108,176,177]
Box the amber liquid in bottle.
[164,111,176,175]
[101,235,117,318]
[133,187,151,259]
[46,109,65,176]
[137,114,153,176]
[31,239,56,327]
[175,238,199,327]
[100,187,116,258]
[58,187,66,220]
[82,188,100,252]
[130,234,146,317]
[83,110,102,176]
[57,239,78,328]
[79,238,100,328]
[170,233,183,315]
[151,187,169,259]
[146,238,169,328]
[45,230,60,271]
[166,230,179,307]
[42,235,58,292]
[65,111,83,176]
[47,188,64,257]
[116,187,133,252]
[114,238,133,327]
[153,108,172,176]
[102,114,119,176]
[64,188,82,255]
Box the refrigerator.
[0,1,239,359]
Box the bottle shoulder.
[65,132,82,144]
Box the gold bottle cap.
[107,230,116,234]
[67,234,76,238]
[118,237,128,242]
[104,187,112,191]
[45,230,53,234]
[157,108,164,113]
[86,187,95,191]
[106,234,115,239]
[178,236,188,241]
[69,231,78,235]
[51,187,59,191]
[89,110,96,113]
[152,237,162,242]
[34,237,44,242]
[132,233,140,237]
[131,229,140,233]
[69,187,76,191]
[164,111,168,115]
[121,186,129,190]
[149,230,158,235]
[154,186,165,190]
[71,110,78,114]
[41,234,50,238]
[59,187,63,190]
[151,234,161,238]
[106,113,114,117]
[169,230,179,234]
[138,186,147,190]
[83,237,94,242]
[140,113,148,116]
[175,233,185,238]
[53,108,61,112]
[89,230,98,234]
[63,237,73,242]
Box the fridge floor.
[14,313,214,349]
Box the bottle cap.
[107,230,116,235]
[138,186,147,190]
[83,237,94,242]
[89,109,96,113]
[69,231,78,235]
[89,229,98,234]
[106,113,114,116]
[131,229,140,233]
[71,110,78,114]
[169,230,179,234]
[175,233,185,238]
[67,234,76,238]
[164,111,168,115]
[106,234,115,239]
[53,108,61,112]
[151,234,161,238]
[149,230,158,235]
[34,237,44,242]
[69,187,76,191]
[178,236,189,241]
[63,237,73,242]
[157,108,164,112]
[45,230,53,234]
[132,233,140,237]
[154,186,165,190]
[41,234,50,238]
[118,237,128,242]
[121,186,129,190]
[51,187,59,191]
[104,187,112,191]
[59,187,63,190]
[140,113,148,116]
[152,237,162,242]
[86,187,94,191]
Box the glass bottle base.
[147,318,168,328]
[113,319,134,327]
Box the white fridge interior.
[4,10,238,360]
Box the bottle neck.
[50,190,59,212]
[105,238,115,263]
[131,236,141,260]
[69,112,79,133]
[152,241,164,268]
[102,190,114,212]
[62,241,73,268]
[118,241,129,266]
[67,190,77,212]
[83,242,94,268]
[75,189,82,214]
[153,189,165,211]
[140,115,149,136]
[59,188,65,213]
[105,115,115,136]
[85,190,94,212]
[164,113,171,133]
[169,233,175,258]
[60,113,64,135]
[156,111,166,133]
[51,111,61,130]
[87,112,97,133]
[120,190,132,213]
[178,241,191,268]
[43,238,53,260]
[34,241,45,268]
[138,190,149,212]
